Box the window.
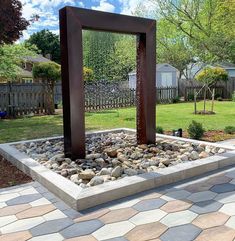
[161,72,172,86]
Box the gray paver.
[30,218,74,236]
[103,237,129,241]
[190,200,222,214]
[210,183,235,193]
[132,198,166,211]
[160,224,202,241]
[60,220,104,238]
[6,194,42,205]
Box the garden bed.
[0,128,235,210]
[0,155,31,188]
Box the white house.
[128,63,179,89]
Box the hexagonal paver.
[225,171,235,179]
[190,200,222,214]
[6,194,42,206]
[215,191,235,204]
[192,212,229,229]
[0,204,31,217]
[132,198,166,211]
[207,175,232,185]
[187,191,217,202]
[28,233,64,241]
[109,199,141,210]
[160,210,198,227]
[161,190,191,201]
[92,221,135,240]
[140,191,164,200]
[99,208,137,224]
[129,209,167,225]
[219,203,235,215]
[160,224,201,241]
[195,225,235,241]
[210,183,235,194]
[226,216,235,229]
[30,218,74,236]
[0,193,20,203]
[100,238,128,241]
[0,231,32,241]
[60,220,104,239]
[161,200,192,213]
[0,215,17,228]
[75,209,110,223]
[125,222,167,241]
[0,217,44,234]
[184,182,212,193]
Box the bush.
[187,121,205,140]
[83,67,94,82]
[232,91,235,102]
[172,96,180,103]
[217,97,223,101]
[224,126,235,134]
[187,93,194,101]
[156,126,164,134]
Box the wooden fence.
[184,86,224,101]
[0,82,178,117]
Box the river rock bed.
[14,132,226,188]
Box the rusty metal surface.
[59,7,156,159]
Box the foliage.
[224,126,235,134]
[33,62,61,114]
[26,30,60,63]
[156,126,164,134]
[232,91,235,102]
[0,44,36,81]
[196,67,228,85]
[187,120,205,140]
[187,93,194,101]
[0,0,29,44]
[172,96,180,103]
[83,67,94,82]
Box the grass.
[0,101,235,143]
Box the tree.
[33,62,61,114]
[195,67,228,113]
[149,0,235,64]
[0,0,29,44]
[0,44,36,81]
[83,67,94,82]
[26,30,60,63]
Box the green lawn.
[0,101,234,143]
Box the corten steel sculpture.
[59,7,156,159]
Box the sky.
[19,0,151,41]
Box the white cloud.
[91,0,115,12]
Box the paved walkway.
[218,139,235,148]
[1,167,235,241]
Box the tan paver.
[16,204,55,219]
[160,200,192,213]
[184,182,213,193]
[192,212,230,229]
[0,204,31,216]
[195,226,235,241]
[207,175,232,185]
[140,192,164,200]
[99,208,138,224]
[65,235,97,241]
[74,209,110,223]
[0,231,32,241]
[125,222,167,241]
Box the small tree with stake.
[194,67,228,114]
[33,62,61,115]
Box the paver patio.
[1,166,235,240]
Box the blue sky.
[19,0,151,40]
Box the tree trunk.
[211,88,215,113]
[194,89,197,114]
[45,81,55,115]
[203,85,207,113]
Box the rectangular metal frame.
[59,7,156,159]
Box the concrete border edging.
[0,128,235,210]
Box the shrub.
[187,121,205,140]
[187,93,194,101]
[224,126,235,134]
[83,67,94,82]
[217,97,223,101]
[156,126,164,134]
[232,91,235,102]
[172,96,180,103]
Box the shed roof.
[22,55,51,63]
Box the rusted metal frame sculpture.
[59,7,156,159]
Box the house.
[182,62,235,80]
[128,63,179,89]
[18,55,51,83]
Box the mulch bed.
[0,155,32,188]
[165,130,235,142]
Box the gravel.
[14,132,226,188]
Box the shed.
[128,63,179,89]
